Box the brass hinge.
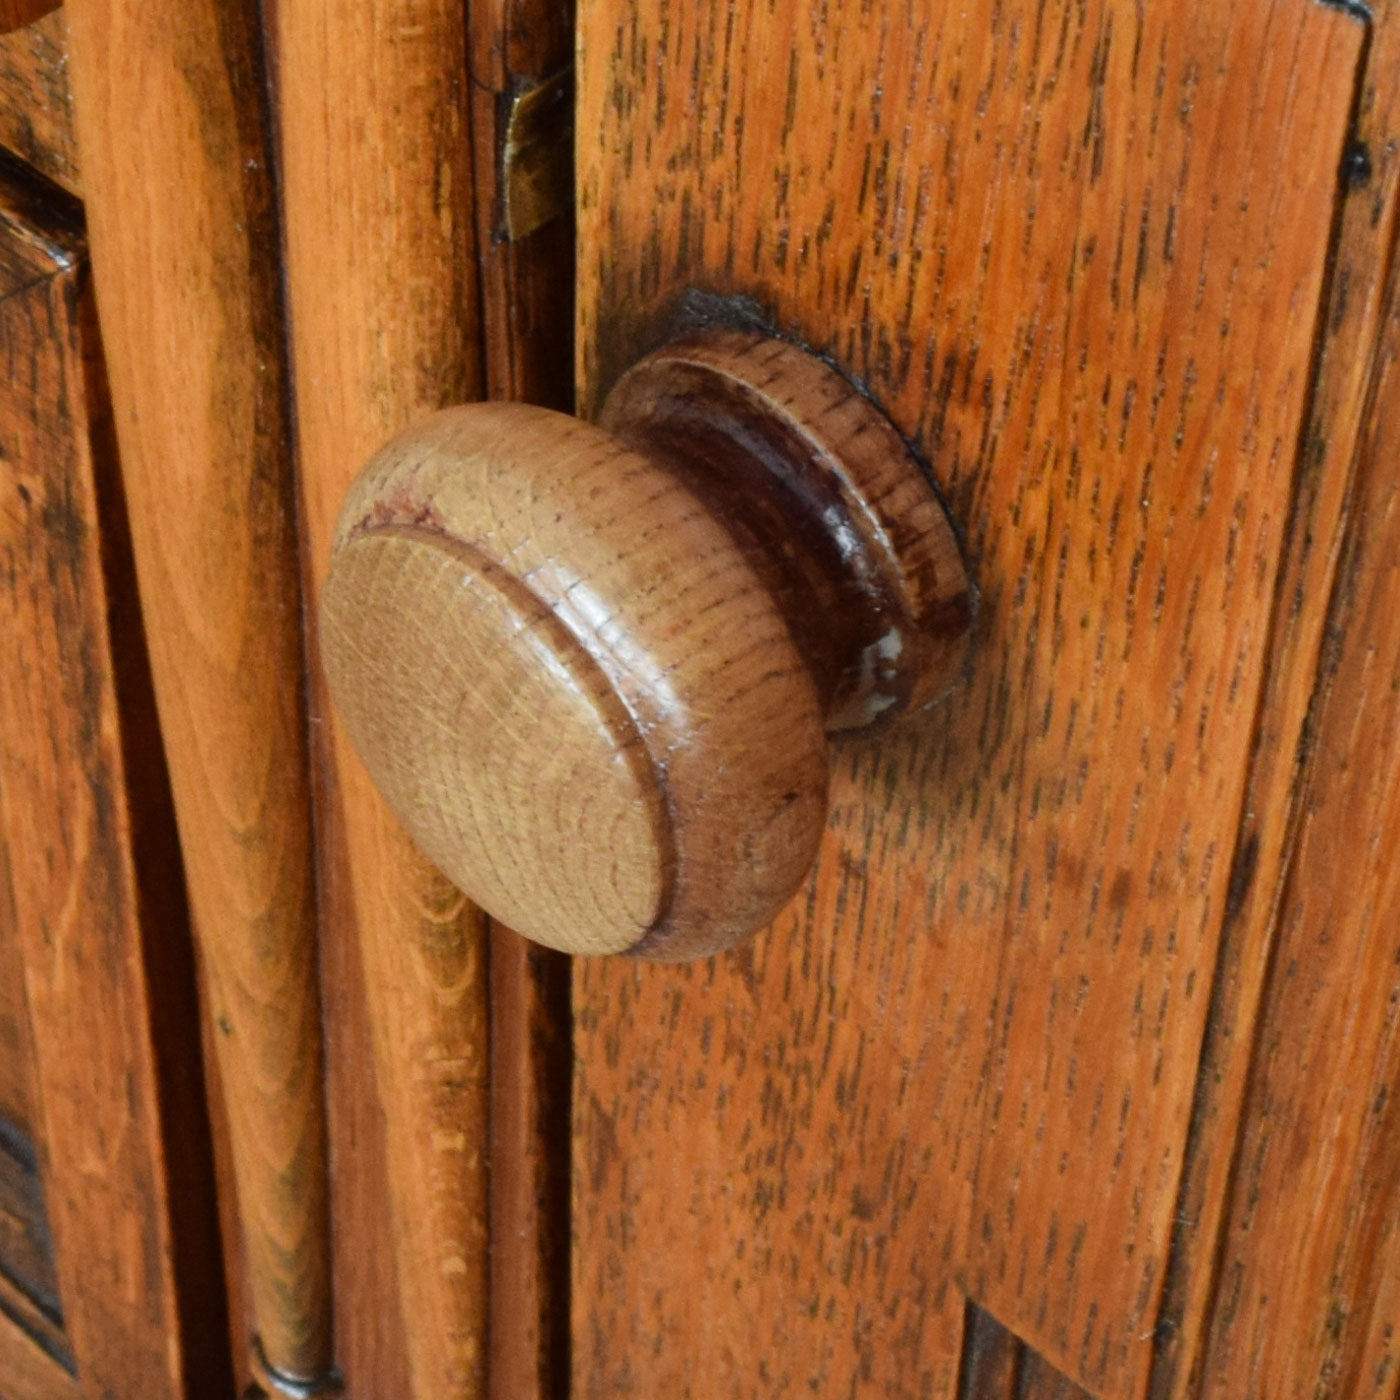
[501,67,573,241]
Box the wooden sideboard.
[3,2,1400,1398]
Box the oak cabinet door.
[0,158,230,1399]
[18,0,1400,1397]
[570,2,1400,1398]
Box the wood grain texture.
[600,334,972,729]
[573,0,1361,1395]
[0,1273,68,1391]
[0,1148,67,1388]
[0,1315,80,1400]
[0,1,57,37]
[273,0,490,1392]
[0,878,37,1136]
[0,1121,63,1363]
[954,1307,1095,1400]
[1186,67,1400,1397]
[0,161,232,1398]
[0,11,78,197]
[1145,11,1400,1399]
[487,934,571,1400]
[323,474,677,956]
[62,0,337,1388]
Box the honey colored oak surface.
[64,1,338,1389]
[0,10,77,196]
[1188,46,1400,1391]
[1144,13,1400,1398]
[573,0,1365,1396]
[0,163,230,1398]
[274,0,490,1391]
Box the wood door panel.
[1143,12,1400,1396]
[573,0,1362,1396]
[0,158,230,1398]
[1188,98,1400,1397]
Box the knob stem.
[602,334,970,730]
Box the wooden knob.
[320,331,970,960]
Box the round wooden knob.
[320,331,970,960]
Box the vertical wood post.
[63,1,339,1392]
[274,1,492,1393]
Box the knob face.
[323,522,669,955]
[321,332,970,959]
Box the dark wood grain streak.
[573,0,1361,1395]
[487,938,571,1400]
[0,1311,79,1400]
[0,1135,64,1361]
[0,1119,62,1360]
[0,159,232,1399]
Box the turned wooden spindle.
[321,332,971,961]
[65,1,340,1394]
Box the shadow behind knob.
[321,332,969,960]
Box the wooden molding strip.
[63,0,338,1389]
[274,0,492,1393]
